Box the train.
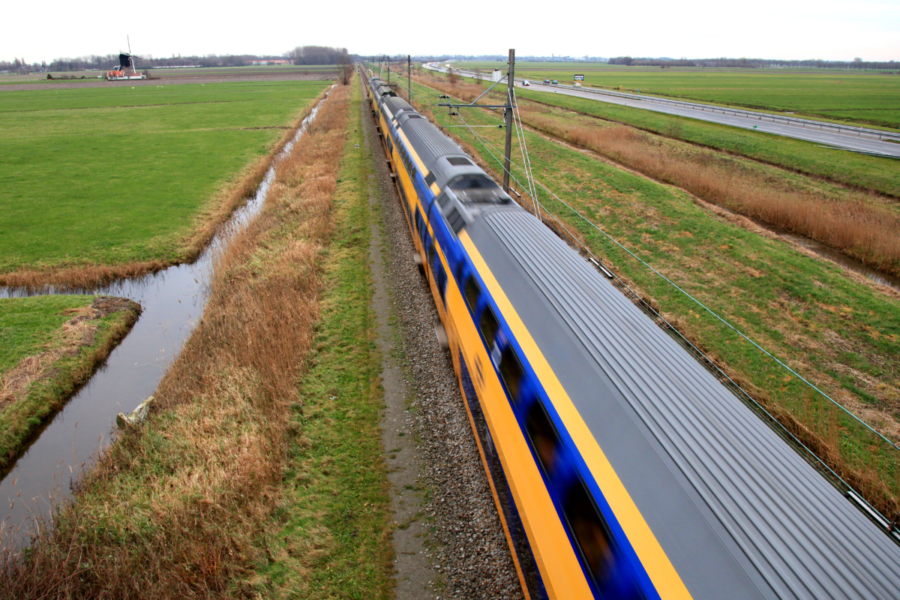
[363,70,900,599]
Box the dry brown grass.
[0,84,352,599]
[535,119,900,276]
[413,74,900,278]
[0,89,329,293]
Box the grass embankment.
[456,62,900,129]
[0,79,393,598]
[414,73,900,276]
[0,295,139,467]
[407,78,900,515]
[0,80,329,288]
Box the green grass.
[0,80,329,273]
[0,295,94,374]
[457,62,900,129]
[412,78,900,509]
[256,81,392,598]
[0,295,139,466]
[445,75,900,197]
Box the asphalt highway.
[423,64,900,159]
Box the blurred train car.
[364,71,900,600]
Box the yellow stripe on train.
[387,142,587,597]
[383,100,607,598]
[459,232,693,600]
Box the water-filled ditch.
[0,94,326,539]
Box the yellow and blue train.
[365,72,900,599]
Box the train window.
[499,346,524,402]
[446,207,466,234]
[525,401,560,475]
[479,306,500,350]
[428,242,436,274]
[464,276,481,313]
[563,480,615,587]
[437,263,448,302]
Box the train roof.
[465,206,900,598]
[396,116,491,190]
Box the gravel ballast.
[360,86,524,599]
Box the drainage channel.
[0,93,327,540]
[777,230,900,293]
[737,213,900,293]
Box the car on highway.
[522,80,530,86]
[551,80,559,85]
[543,79,550,84]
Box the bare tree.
[339,53,352,85]
[290,45,349,66]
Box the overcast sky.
[3,0,899,63]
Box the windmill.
[106,36,146,81]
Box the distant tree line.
[1,50,355,73]
[0,57,45,72]
[288,46,349,65]
[608,56,900,71]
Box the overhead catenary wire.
[510,84,540,220]
[450,107,900,521]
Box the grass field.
[0,295,139,467]
[409,77,900,514]
[0,79,328,277]
[0,296,98,374]
[456,62,900,129]
[1,80,394,599]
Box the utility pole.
[386,55,390,86]
[502,48,515,193]
[408,55,412,103]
